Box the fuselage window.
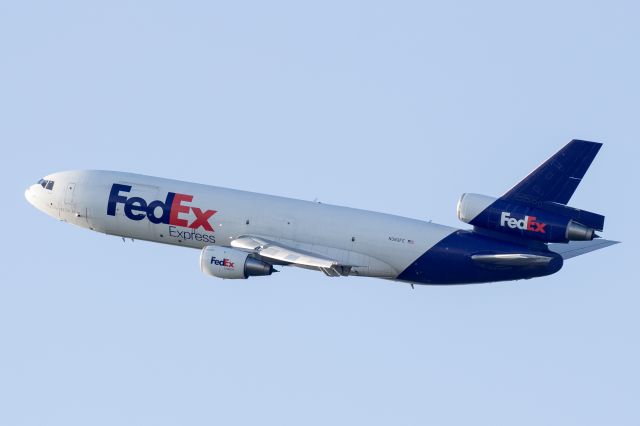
[46,181,54,190]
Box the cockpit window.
[37,179,55,190]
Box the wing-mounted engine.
[200,245,276,279]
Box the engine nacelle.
[457,193,600,243]
[200,245,275,279]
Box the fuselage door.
[64,182,76,204]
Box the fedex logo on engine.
[500,212,546,233]
[211,257,234,268]
[107,183,217,231]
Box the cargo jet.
[25,140,617,285]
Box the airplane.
[25,139,618,286]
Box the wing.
[231,235,352,277]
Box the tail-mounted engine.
[457,193,604,243]
[200,245,275,279]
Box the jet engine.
[457,193,603,243]
[200,245,275,279]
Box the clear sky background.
[1,1,638,425]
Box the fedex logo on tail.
[107,184,217,231]
[500,212,546,233]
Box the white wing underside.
[231,235,352,277]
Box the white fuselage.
[25,170,459,280]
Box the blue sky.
[1,1,638,425]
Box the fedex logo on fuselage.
[500,211,546,233]
[107,183,217,231]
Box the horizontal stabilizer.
[548,239,619,260]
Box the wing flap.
[231,235,342,269]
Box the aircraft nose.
[25,185,35,206]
